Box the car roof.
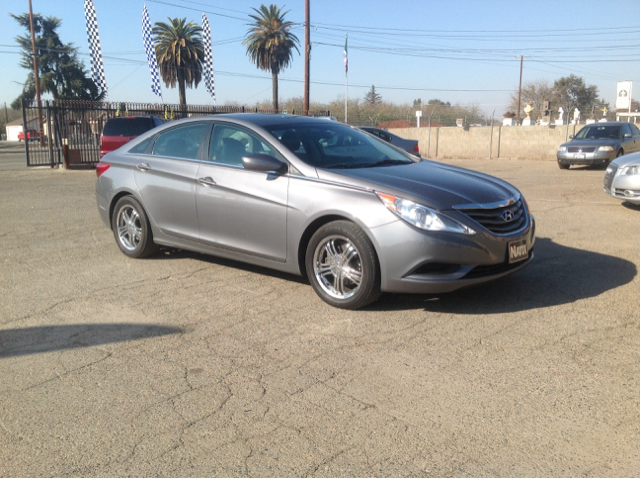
[579,122,627,127]
[159,113,350,130]
[106,116,160,120]
[208,113,340,127]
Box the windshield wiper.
[324,159,413,169]
[324,163,359,169]
[365,159,413,167]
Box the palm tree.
[153,18,204,106]
[243,5,300,111]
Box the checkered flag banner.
[202,13,216,104]
[142,5,162,99]
[83,0,107,94]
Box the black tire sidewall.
[305,220,381,309]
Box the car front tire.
[558,160,570,169]
[111,196,159,258]
[305,220,381,309]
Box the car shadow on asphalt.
[149,248,308,285]
[622,201,640,211]
[370,237,637,313]
[0,324,182,359]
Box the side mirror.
[624,132,632,138]
[242,154,287,174]
[569,134,574,139]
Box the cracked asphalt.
[1,152,639,477]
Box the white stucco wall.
[6,125,23,142]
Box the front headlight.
[598,146,614,152]
[558,146,567,152]
[619,165,640,176]
[376,193,475,235]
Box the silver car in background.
[604,152,640,204]
[96,114,534,309]
[358,127,421,157]
[557,121,640,169]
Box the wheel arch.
[296,214,382,281]
[109,190,138,230]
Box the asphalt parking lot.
[1,151,639,476]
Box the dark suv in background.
[100,116,164,158]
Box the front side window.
[622,124,632,137]
[208,124,277,166]
[152,123,207,160]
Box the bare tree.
[509,79,553,121]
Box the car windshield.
[575,125,621,140]
[264,122,417,168]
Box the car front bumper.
[557,150,615,165]
[370,215,536,294]
[604,172,640,204]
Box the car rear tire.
[111,196,159,258]
[305,221,381,309]
[558,161,570,169]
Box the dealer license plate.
[508,239,528,263]
[574,153,585,159]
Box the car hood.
[317,160,519,210]
[612,151,640,168]
[560,138,621,148]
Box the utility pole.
[28,0,45,147]
[303,0,310,116]
[516,55,523,126]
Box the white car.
[604,152,640,204]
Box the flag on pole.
[142,5,163,99]
[84,0,107,94]
[201,13,216,104]
[343,33,348,75]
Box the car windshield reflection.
[575,125,621,140]
[265,123,419,168]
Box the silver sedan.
[604,152,640,204]
[557,121,640,169]
[96,114,535,309]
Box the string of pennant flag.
[82,0,216,104]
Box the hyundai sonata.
[96,114,535,309]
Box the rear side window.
[129,136,154,154]
[102,118,157,137]
[152,123,207,160]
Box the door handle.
[197,176,216,187]
[136,163,151,171]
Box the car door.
[195,122,289,261]
[629,124,640,153]
[621,124,636,153]
[132,122,209,240]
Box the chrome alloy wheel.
[116,204,143,251]
[313,235,363,299]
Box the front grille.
[463,251,533,279]
[614,188,640,197]
[568,146,596,153]
[462,199,527,235]
[410,262,461,276]
[604,164,617,190]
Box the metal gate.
[22,100,330,167]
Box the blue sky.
[1,0,639,116]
